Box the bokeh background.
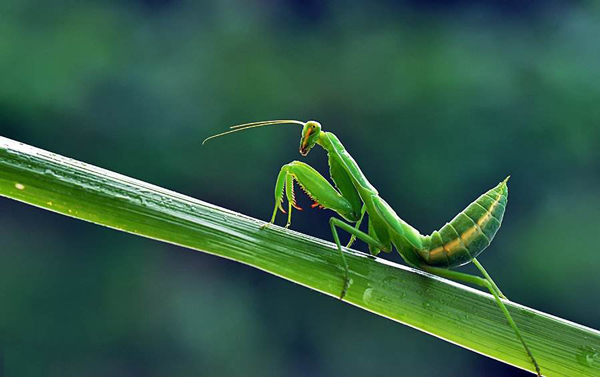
[2,1,600,376]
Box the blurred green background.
[2,1,600,376]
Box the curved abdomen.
[419,178,509,269]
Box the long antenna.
[229,119,305,129]
[202,120,305,145]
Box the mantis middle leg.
[329,217,389,299]
[345,204,366,248]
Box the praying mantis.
[203,120,542,376]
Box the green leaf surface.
[1,136,599,376]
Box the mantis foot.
[345,236,356,248]
[339,275,350,300]
[260,222,274,230]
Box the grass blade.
[1,136,599,376]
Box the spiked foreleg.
[264,165,289,229]
[264,161,362,228]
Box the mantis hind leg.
[419,264,541,376]
[472,258,507,300]
[329,217,388,299]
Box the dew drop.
[576,346,599,367]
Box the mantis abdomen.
[420,178,509,269]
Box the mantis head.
[299,121,322,156]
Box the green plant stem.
[1,136,599,376]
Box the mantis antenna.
[202,120,305,145]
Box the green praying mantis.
[203,120,542,376]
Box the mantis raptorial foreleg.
[264,161,362,228]
[420,264,541,376]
